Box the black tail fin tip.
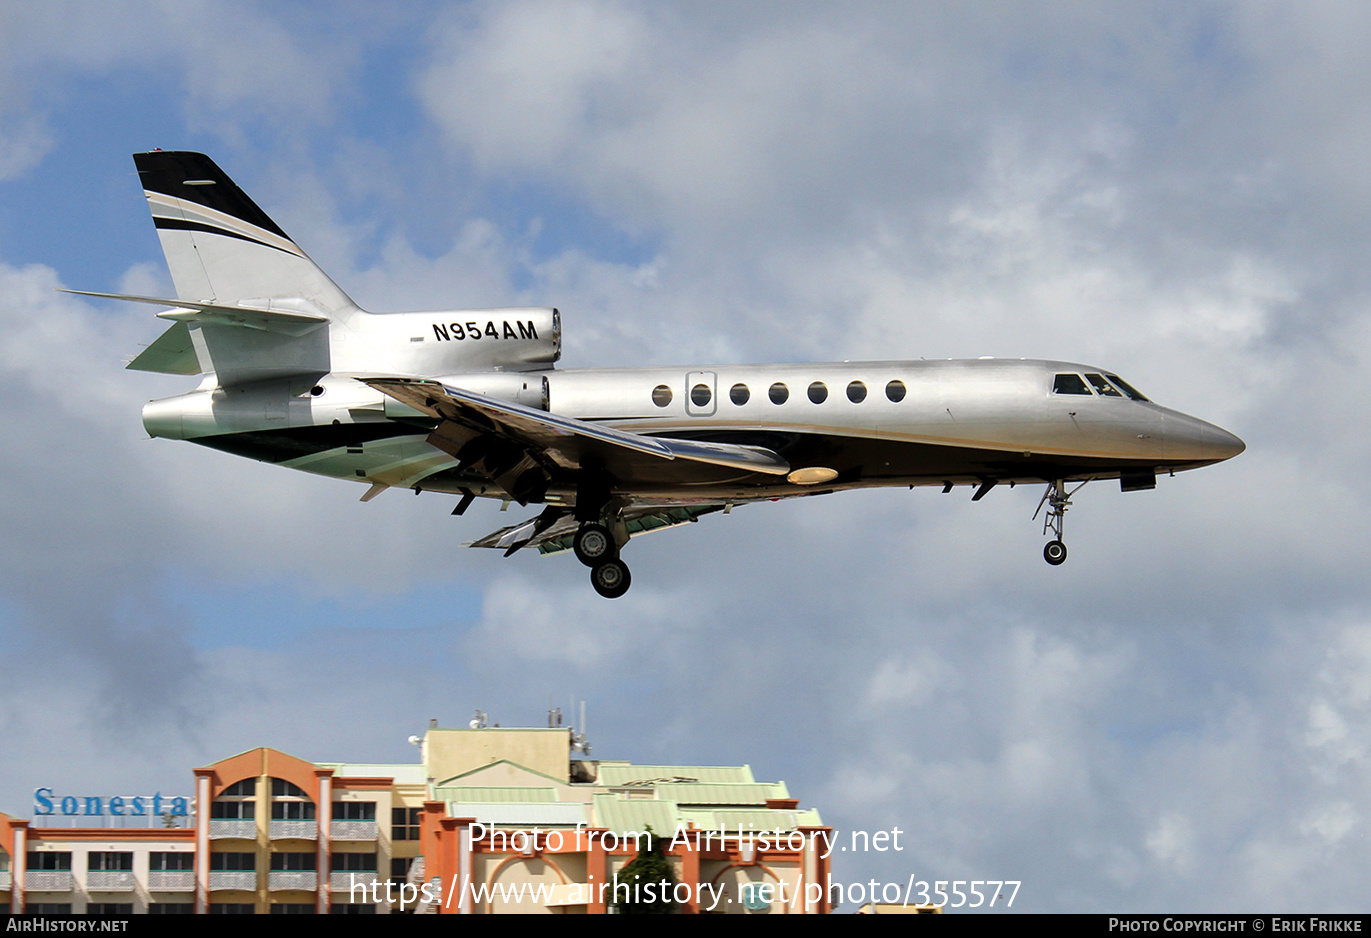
[134,151,288,240]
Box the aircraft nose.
[1162,411,1245,463]
[1207,424,1246,461]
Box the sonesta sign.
[34,787,190,818]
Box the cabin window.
[847,380,867,403]
[885,379,906,402]
[690,383,712,407]
[1053,373,1091,395]
[651,385,672,407]
[808,381,828,404]
[730,383,750,405]
[1086,373,1123,397]
[1106,373,1150,402]
[769,382,789,404]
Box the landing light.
[788,467,839,485]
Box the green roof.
[595,764,756,786]
[649,782,789,805]
[591,794,680,837]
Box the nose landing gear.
[1034,480,1086,566]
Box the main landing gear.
[574,522,631,599]
[1033,480,1086,566]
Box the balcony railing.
[269,820,318,840]
[86,871,136,891]
[329,871,380,892]
[26,870,74,891]
[0,870,11,889]
[330,820,377,841]
[148,870,195,892]
[268,870,317,891]
[210,819,257,839]
[208,870,256,891]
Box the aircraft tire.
[1043,540,1067,565]
[591,560,631,599]
[574,523,617,567]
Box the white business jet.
[71,152,1244,598]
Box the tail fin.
[134,151,359,317]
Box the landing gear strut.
[1033,480,1086,566]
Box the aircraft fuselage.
[142,357,1242,505]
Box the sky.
[1,0,1369,914]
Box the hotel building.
[2,724,831,914]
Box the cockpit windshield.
[1052,371,1151,402]
[1104,373,1149,402]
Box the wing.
[363,376,789,504]
[468,504,728,556]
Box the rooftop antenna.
[469,709,488,729]
[570,699,591,757]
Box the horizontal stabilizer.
[126,321,201,374]
[62,289,329,336]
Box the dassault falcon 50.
[76,151,1244,598]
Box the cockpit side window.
[1105,374,1150,402]
[1085,373,1124,397]
[1053,373,1091,395]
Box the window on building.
[768,382,789,405]
[270,853,316,871]
[149,904,195,915]
[88,852,133,872]
[87,904,134,915]
[886,379,907,402]
[221,779,256,797]
[271,801,316,820]
[27,852,71,871]
[210,852,256,871]
[730,383,750,405]
[390,857,414,886]
[271,904,316,914]
[210,904,256,914]
[271,779,309,799]
[27,904,71,914]
[332,802,376,821]
[150,852,194,871]
[392,808,421,841]
[331,853,378,872]
[211,800,255,819]
[807,381,828,404]
[330,904,377,914]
